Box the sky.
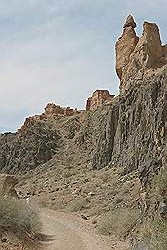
[0,0,166,132]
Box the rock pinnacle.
[123,15,137,29]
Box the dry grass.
[138,216,167,250]
[97,208,140,238]
[0,196,42,248]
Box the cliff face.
[0,121,61,174]
[80,20,167,173]
[92,69,166,171]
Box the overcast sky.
[0,0,166,132]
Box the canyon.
[0,15,166,250]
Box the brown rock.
[45,103,64,117]
[123,15,136,28]
[115,15,139,79]
[86,90,114,111]
[116,16,167,92]
[0,174,19,198]
[134,22,162,68]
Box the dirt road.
[40,209,129,250]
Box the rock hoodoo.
[115,15,139,80]
[116,15,167,92]
[86,90,114,111]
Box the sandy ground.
[40,209,130,250]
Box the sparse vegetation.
[97,208,140,238]
[0,196,42,247]
[138,169,167,250]
[138,216,167,250]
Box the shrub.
[0,196,42,244]
[97,208,140,237]
[140,217,167,250]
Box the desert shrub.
[139,217,167,250]
[97,208,140,237]
[150,217,167,250]
[153,169,167,197]
[0,196,42,239]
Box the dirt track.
[40,209,129,250]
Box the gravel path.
[40,209,129,250]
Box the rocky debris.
[0,174,18,197]
[86,90,115,111]
[81,214,88,220]
[115,15,139,79]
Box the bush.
[140,217,167,250]
[97,208,140,237]
[0,196,42,243]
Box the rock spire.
[115,15,167,92]
[115,15,139,80]
[123,15,136,28]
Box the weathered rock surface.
[92,70,166,171]
[0,174,18,197]
[115,15,139,79]
[0,120,61,174]
[86,90,114,111]
[116,16,167,93]
[123,15,137,29]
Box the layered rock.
[0,17,166,200]
[86,90,115,111]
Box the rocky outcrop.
[115,15,139,80]
[0,174,18,197]
[0,121,61,174]
[116,16,167,92]
[44,103,80,117]
[86,90,114,111]
[18,103,81,135]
